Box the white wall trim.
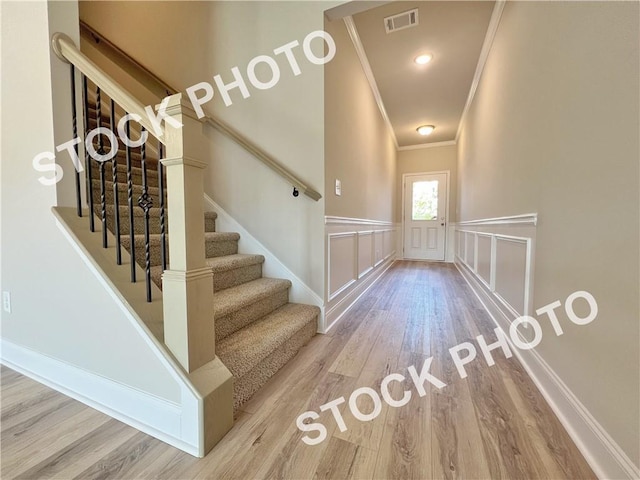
[325,257,396,333]
[398,140,457,151]
[456,212,538,227]
[203,194,324,326]
[343,15,399,150]
[455,263,640,480]
[325,215,394,227]
[0,339,199,457]
[455,0,506,143]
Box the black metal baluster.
[70,65,82,217]
[157,141,167,271]
[125,120,136,283]
[96,87,108,248]
[110,99,122,264]
[138,129,153,302]
[82,76,95,232]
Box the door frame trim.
[401,170,451,261]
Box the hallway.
[1,261,596,479]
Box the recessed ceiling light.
[414,53,433,65]
[417,125,435,136]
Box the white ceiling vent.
[384,8,419,34]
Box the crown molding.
[398,140,457,151]
[456,0,506,143]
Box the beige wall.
[324,17,397,223]
[396,145,457,223]
[0,0,180,401]
[80,1,340,296]
[323,17,398,329]
[457,1,639,463]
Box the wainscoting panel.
[476,233,492,287]
[383,229,395,259]
[465,231,476,270]
[328,232,357,301]
[455,213,536,318]
[374,231,385,266]
[494,235,530,317]
[357,231,374,279]
[325,217,397,332]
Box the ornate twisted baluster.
[82,75,95,232]
[110,99,121,264]
[96,86,108,248]
[70,65,82,217]
[125,120,136,283]
[158,141,167,271]
[138,129,153,302]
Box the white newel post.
[160,94,215,373]
[159,94,234,455]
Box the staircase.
[88,107,319,412]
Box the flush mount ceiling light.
[414,53,433,65]
[417,125,435,136]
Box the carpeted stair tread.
[213,277,291,318]
[217,303,319,381]
[90,161,159,187]
[150,254,264,291]
[97,206,217,235]
[206,254,264,273]
[121,229,235,269]
[92,179,164,204]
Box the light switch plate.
[335,179,342,196]
[3,291,11,313]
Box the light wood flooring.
[1,261,596,479]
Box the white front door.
[403,172,448,261]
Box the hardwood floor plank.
[374,351,432,480]
[314,437,361,480]
[14,419,139,480]
[328,309,387,378]
[2,401,111,478]
[334,309,407,450]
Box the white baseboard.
[324,257,396,333]
[0,339,199,457]
[203,194,324,326]
[455,260,640,480]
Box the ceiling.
[350,1,495,147]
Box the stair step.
[217,303,319,409]
[122,230,236,270]
[96,206,216,236]
[214,277,291,342]
[91,179,164,205]
[90,160,159,188]
[149,253,263,292]
[207,254,264,291]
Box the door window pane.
[412,180,438,220]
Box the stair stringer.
[203,194,325,332]
[49,207,224,457]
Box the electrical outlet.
[335,179,342,196]
[2,291,11,313]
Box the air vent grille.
[384,8,419,33]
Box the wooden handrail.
[51,32,166,143]
[202,116,322,201]
[74,23,323,202]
